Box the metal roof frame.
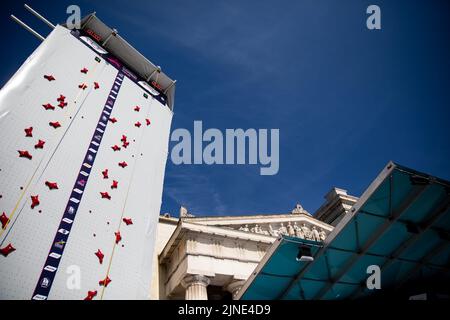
[238,161,450,300]
[70,13,176,110]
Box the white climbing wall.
[0,25,173,300]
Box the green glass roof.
[238,162,450,300]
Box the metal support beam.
[81,12,96,29]
[102,28,118,46]
[24,4,55,29]
[312,183,429,300]
[326,245,449,271]
[164,79,177,94]
[359,209,450,241]
[10,15,45,41]
[146,66,161,82]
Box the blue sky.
[1,0,449,217]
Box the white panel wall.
[0,26,173,300]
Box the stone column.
[226,280,246,300]
[181,275,210,300]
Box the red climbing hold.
[42,103,55,110]
[78,83,88,90]
[123,218,133,226]
[122,141,129,148]
[111,145,121,152]
[1,212,9,229]
[120,135,127,143]
[44,74,55,81]
[100,192,111,200]
[45,181,58,190]
[118,161,128,168]
[146,118,151,126]
[31,195,40,209]
[99,276,111,287]
[35,139,45,149]
[102,169,109,179]
[135,121,141,128]
[84,290,97,300]
[57,94,66,102]
[24,127,33,137]
[58,101,68,108]
[80,67,88,74]
[49,121,61,129]
[94,82,100,89]
[115,231,122,244]
[109,117,117,123]
[111,180,118,189]
[95,249,104,264]
[134,106,140,112]
[0,243,15,257]
[18,150,32,160]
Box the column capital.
[181,274,210,289]
[226,280,246,300]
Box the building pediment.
[178,205,333,242]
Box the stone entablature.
[158,206,334,300]
[238,221,326,241]
[180,205,333,242]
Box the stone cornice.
[160,221,275,263]
[182,213,333,230]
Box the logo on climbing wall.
[41,278,51,288]
[54,240,66,249]
[77,180,86,187]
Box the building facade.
[150,188,358,300]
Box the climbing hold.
[122,141,129,148]
[0,243,15,257]
[80,67,88,74]
[114,231,122,244]
[111,180,118,189]
[78,83,88,90]
[49,121,61,129]
[102,169,109,179]
[44,75,55,81]
[134,106,140,112]
[24,127,33,137]
[109,117,117,123]
[31,195,40,209]
[95,249,104,264]
[94,82,100,89]
[118,161,128,168]
[45,181,58,190]
[84,290,97,300]
[35,140,45,149]
[18,150,32,160]
[134,121,141,128]
[99,276,111,287]
[57,94,66,102]
[42,103,55,110]
[146,118,151,126]
[1,212,9,229]
[120,135,127,143]
[100,192,111,200]
[58,101,68,108]
[123,218,133,226]
[111,145,121,152]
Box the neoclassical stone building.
[150,187,358,300]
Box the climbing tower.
[0,10,175,299]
